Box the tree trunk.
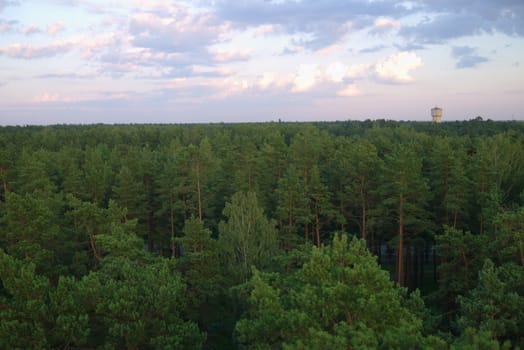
[196,163,203,222]
[315,210,320,248]
[287,208,293,251]
[147,210,154,252]
[519,238,523,266]
[0,167,7,197]
[397,193,405,286]
[87,223,101,261]
[360,176,367,239]
[462,248,469,289]
[170,203,176,257]
[304,223,309,243]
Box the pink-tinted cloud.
[346,63,372,79]
[253,24,274,37]
[325,62,348,83]
[0,32,120,61]
[21,23,41,35]
[47,22,65,35]
[0,20,15,33]
[292,64,320,92]
[0,41,73,59]
[337,84,361,97]
[371,17,400,35]
[211,48,252,62]
[129,4,230,54]
[256,72,291,90]
[32,90,131,104]
[374,51,423,83]
[33,93,72,103]
[315,44,343,56]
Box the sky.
[0,0,523,125]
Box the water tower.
[431,107,442,123]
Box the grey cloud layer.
[451,46,489,69]
[210,0,524,48]
[209,0,405,49]
[400,0,524,44]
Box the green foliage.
[0,249,51,349]
[492,207,524,266]
[0,249,204,349]
[276,164,309,249]
[176,218,223,321]
[451,327,512,350]
[435,227,489,307]
[1,191,67,277]
[1,121,523,348]
[429,137,472,229]
[79,257,205,349]
[219,191,278,283]
[235,234,439,349]
[457,260,524,347]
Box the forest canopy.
[0,119,523,349]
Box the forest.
[0,118,523,349]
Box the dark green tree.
[379,144,432,286]
[275,165,310,250]
[176,218,222,322]
[457,260,523,348]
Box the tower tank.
[431,107,442,123]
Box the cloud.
[374,51,422,83]
[211,1,409,50]
[0,41,73,59]
[337,84,361,97]
[370,17,400,35]
[211,48,252,62]
[47,22,65,35]
[0,19,16,33]
[0,0,18,13]
[32,90,131,104]
[77,32,119,59]
[346,63,372,79]
[394,42,425,51]
[315,44,342,56]
[253,24,275,37]
[0,33,117,60]
[33,93,72,103]
[281,44,305,55]
[399,1,524,44]
[158,75,254,102]
[256,72,285,90]
[21,24,41,35]
[129,5,229,54]
[451,46,476,57]
[36,72,97,79]
[451,46,489,69]
[292,64,320,92]
[400,13,485,44]
[192,66,235,78]
[326,62,348,83]
[360,45,387,53]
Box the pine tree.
[379,144,432,286]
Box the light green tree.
[219,191,278,283]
